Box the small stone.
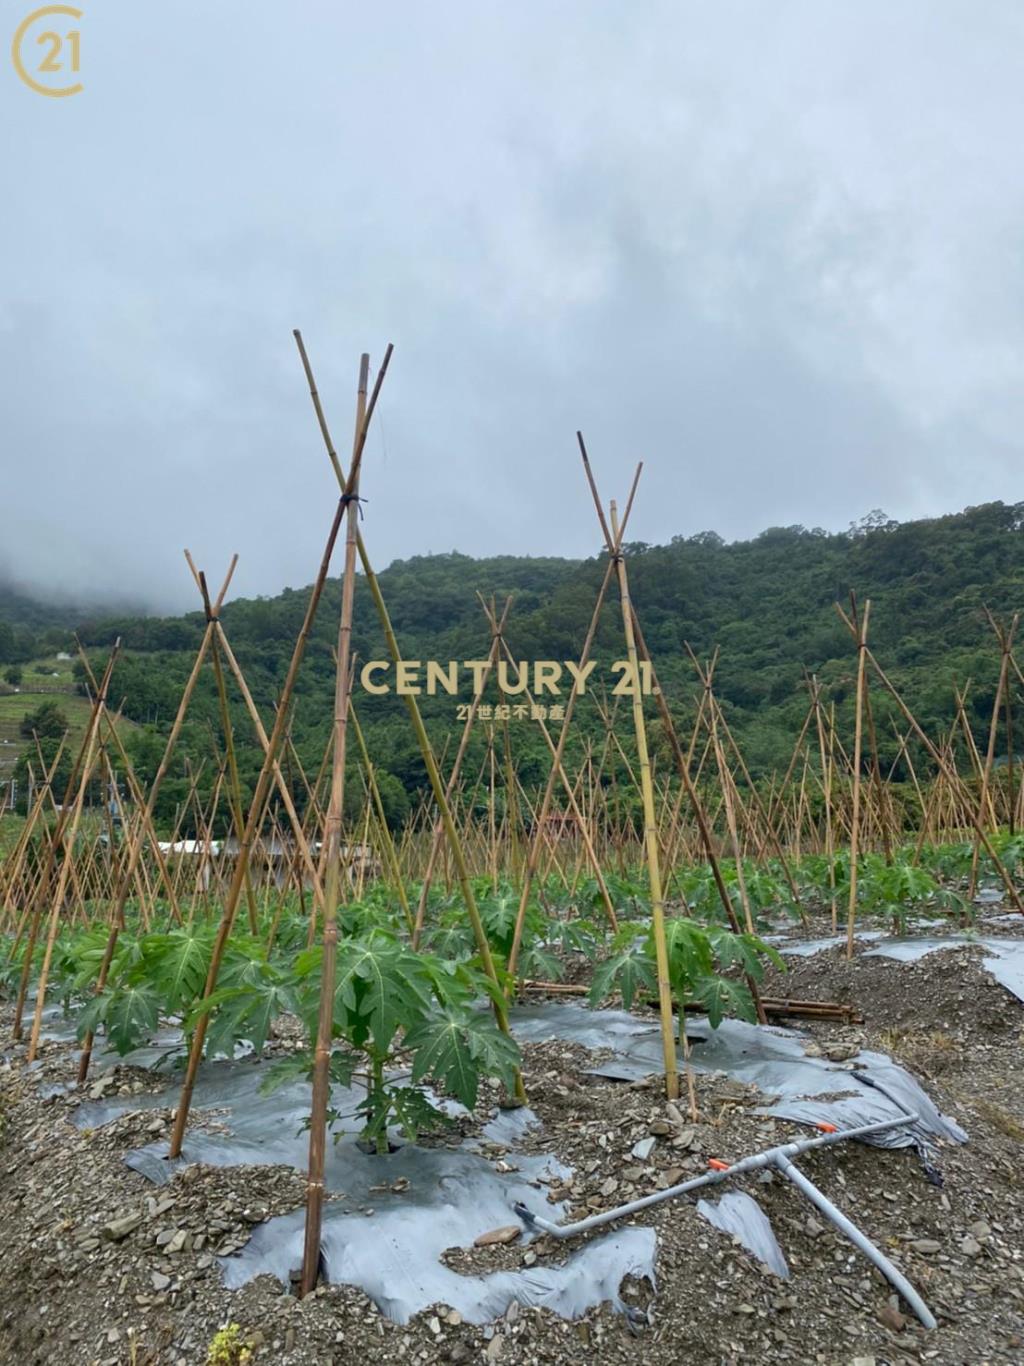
[522,1250,537,1268]
[969,1220,991,1239]
[961,1235,983,1257]
[102,1212,143,1242]
[599,1177,618,1198]
[878,1304,906,1332]
[631,1138,656,1161]
[474,1225,521,1247]
[823,1042,861,1062]
[649,1119,672,1136]
[151,1272,171,1292]
[428,1317,441,1335]
[911,1239,941,1255]
[805,1217,825,1239]
[445,1310,463,1326]
[486,1336,504,1361]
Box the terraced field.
[0,659,137,783]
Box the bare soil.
[3,934,1024,1366]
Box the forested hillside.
[4,501,1023,829]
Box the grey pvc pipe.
[514,1107,938,1330]
[516,1110,915,1241]
[772,1150,937,1330]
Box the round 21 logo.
[12,5,83,98]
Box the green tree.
[19,700,69,741]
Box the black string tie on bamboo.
[339,492,367,517]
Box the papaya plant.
[254,927,521,1154]
[589,917,784,1030]
[420,882,571,982]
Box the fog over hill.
[4,3,1024,608]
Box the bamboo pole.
[76,590,224,1080]
[189,560,259,935]
[167,341,392,1160]
[302,352,369,1295]
[481,599,619,938]
[505,549,628,976]
[811,678,837,930]
[574,436,678,1101]
[354,529,524,1087]
[13,648,118,1041]
[968,612,1017,896]
[844,598,870,959]
[626,608,767,1026]
[75,641,183,922]
[411,599,511,948]
[854,637,1024,912]
[26,645,120,1060]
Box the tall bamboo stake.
[76,582,227,1081]
[168,341,392,1160]
[27,645,120,1060]
[354,529,524,1088]
[349,697,414,933]
[505,553,622,978]
[301,351,369,1296]
[844,598,871,959]
[969,612,1017,895]
[576,436,678,1101]
[411,599,511,948]
[627,608,767,1026]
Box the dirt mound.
[763,943,1020,1037]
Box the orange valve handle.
[708,1158,731,1171]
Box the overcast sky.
[2,1,1023,611]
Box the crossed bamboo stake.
[477,594,620,939]
[967,610,1019,896]
[0,734,70,934]
[505,498,638,980]
[574,438,682,1104]
[77,562,245,1082]
[166,342,394,1169]
[25,643,121,1060]
[410,598,513,948]
[835,600,1024,933]
[293,336,524,1295]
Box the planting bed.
[3,927,1024,1366]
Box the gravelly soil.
[3,933,1024,1366]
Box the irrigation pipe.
[515,1104,937,1329]
[771,1150,935,1329]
